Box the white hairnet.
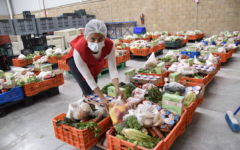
[84,19,107,40]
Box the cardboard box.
[162,93,185,116]
[201,51,211,57]
[187,46,197,52]
[169,72,181,83]
[207,47,218,53]
[185,58,193,66]
[130,74,162,84]
[107,86,126,98]
[6,75,15,85]
[34,51,41,56]
[41,64,52,72]
[125,69,136,82]
[0,70,5,79]
[155,62,165,74]
[171,50,180,55]
[34,62,42,69]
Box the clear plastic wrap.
[143,53,157,69]
[109,96,131,125]
[134,105,164,128]
[66,98,94,120]
[206,53,218,66]
[164,82,185,95]
[132,88,147,100]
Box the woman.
[67,19,122,107]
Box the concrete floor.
[0,44,240,150]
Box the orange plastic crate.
[103,59,108,68]
[150,45,159,52]
[212,51,231,63]
[48,55,68,63]
[58,60,70,71]
[123,39,133,43]
[216,59,221,70]
[177,34,184,37]
[147,35,152,39]
[61,55,68,60]
[34,55,41,61]
[23,74,64,97]
[12,58,33,67]
[152,35,160,40]
[181,74,210,86]
[107,109,187,150]
[181,39,188,45]
[137,37,150,41]
[184,98,199,125]
[119,39,123,43]
[0,35,11,45]
[115,44,121,48]
[197,34,201,39]
[187,35,197,40]
[123,52,130,62]
[132,48,150,56]
[53,113,112,150]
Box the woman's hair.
[84,19,107,40]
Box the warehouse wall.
[0,0,10,19]
[13,0,240,37]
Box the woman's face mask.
[87,33,105,52]
[87,41,105,52]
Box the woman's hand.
[115,88,123,98]
[101,97,109,113]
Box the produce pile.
[56,97,109,137]
[103,79,203,149]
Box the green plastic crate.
[33,44,47,51]
[0,47,13,57]
[165,40,181,48]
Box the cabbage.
[184,91,197,106]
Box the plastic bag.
[206,53,218,66]
[66,98,94,120]
[126,97,141,105]
[142,83,156,90]
[134,105,164,128]
[218,47,226,53]
[132,88,146,100]
[165,51,177,61]
[143,53,157,69]
[164,82,185,95]
[168,62,178,72]
[109,96,130,125]
[179,65,197,75]
[95,104,108,117]
[18,54,26,60]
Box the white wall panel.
[11,0,82,15]
[0,0,10,15]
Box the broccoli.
[115,122,128,135]
[126,116,142,130]
[116,134,128,141]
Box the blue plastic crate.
[181,51,200,59]
[201,41,208,46]
[211,41,216,45]
[0,87,24,105]
[235,41,238,46]
[222,42,227,45]
[133,27,146,34]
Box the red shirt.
[67,35,113,79]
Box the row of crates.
[0,15,95,36]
